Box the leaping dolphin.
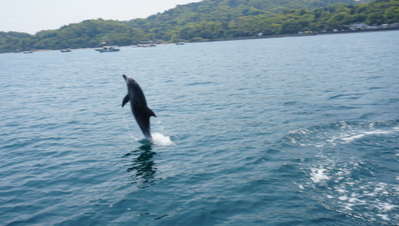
[122,74,156,139]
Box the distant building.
[367,25,379,30]
[298,30,313,35]
[347,23,399,31]
[348,23,368,31]
[389,23,399,28]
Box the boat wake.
[283,120,399,148]
[280,120,399,224]
[304,160,399,224]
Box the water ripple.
[1,31,399,225]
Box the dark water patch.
[366,75,383,80]
[283,101,298,106]
[359,112,377,120]
[186,81,216,86]
[368,86,384,90]
[328,93,364,100]
[1,137,39,151]
[387,98,399,104]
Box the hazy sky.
[1,0,201,34]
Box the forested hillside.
[1,0,398,53]
[127,0,365,39]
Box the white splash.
[340,130,393,143]
[378,203,397,212]
[305,160,399,223]
[377,214,391,221]
[327,126,399,144]
[310,167,330,183]
[151,132,175,146]
[340,133,366,143]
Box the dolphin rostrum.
[122,74,156,139]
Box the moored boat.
[95,46,120,53]
[137,43,156,48]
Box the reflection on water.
[124,141,157,186]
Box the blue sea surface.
[1,31,399,225]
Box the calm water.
[1,31,399,225]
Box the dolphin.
[122,74,156,139]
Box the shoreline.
[5,28,399,54]
[191,27,399,44]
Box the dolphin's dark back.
[129,80,147,106]
[122,75,156,139]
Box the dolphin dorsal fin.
[147,107,157,117]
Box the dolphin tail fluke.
[122,94,129,107]
[147,107,157,117]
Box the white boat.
[137,43,156,48]
[60,49,71,53]
[95,46,120,53]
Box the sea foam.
[152,132,175,146]
[310,167,330,183]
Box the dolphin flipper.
[122,94,129,107]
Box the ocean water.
[1,31,399,225]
